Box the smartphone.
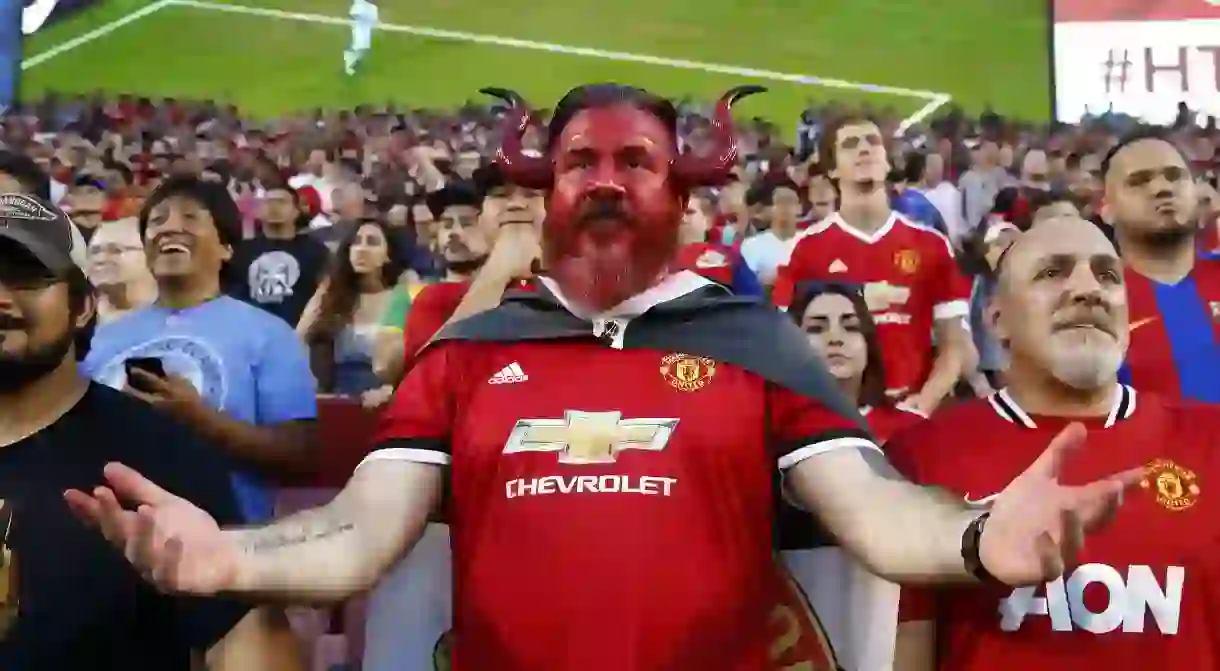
[124,357,165,393]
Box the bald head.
[997,215,1118,295]
[992,214,1127,391]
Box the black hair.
[788,281,888,409]
[307,218,408,340]
[0,150,51,200]
[67,267,96,362]
[755,178,801,206]
[547,84,679,149]
[1100,127,1191,181]
[425,182,483,219]
[472,162,507,198]
[137,175,241,248]
[902,152,926,184]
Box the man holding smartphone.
[0,193,302,669]
[83,176,319,522]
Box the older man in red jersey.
[69,85,1140,671]
[891,214,1220,670]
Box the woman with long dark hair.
[298,218,406,397]
[781,281,925,671]
[788,281,925,439]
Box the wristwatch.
[960,512,1007,587]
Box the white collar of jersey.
[537,270,714,322]
[987,384,1137,429]
[805,210,900,245]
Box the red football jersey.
[773,212,971,397]
[370,275,876,670]
[1122,260,1220,402]
[887,386,1220,670]
[401,278,534,371]
[673,241,736,286]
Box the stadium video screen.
[0,0,21,111]
[1053,0,1220,124]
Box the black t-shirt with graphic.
[0,384,251,670]
[225,234,329,326]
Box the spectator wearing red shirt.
[673,192,763,295]
[775,115,973,414]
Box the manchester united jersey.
[888,386,1220,670]
[1121,260,1220,402]
[773,212,970,397]
[369,272,876,670]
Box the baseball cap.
[0,193,89,276]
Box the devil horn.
[672,85,768,188]
[481,87,553,190]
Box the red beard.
[542,204,681,312]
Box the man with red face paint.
[71,85,1142,671]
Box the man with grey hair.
[891,214,1220,670]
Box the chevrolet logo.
[503,411,679,464]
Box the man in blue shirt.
[890,153,948,237]
[85,176,318,521]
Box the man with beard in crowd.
[225,182,329,327]
[86,217,156,323]
[891,215,1220,671]
[1100,130,1220,402]
[774,115,973,415]
[372,173,543,384]
[0,193,301,669]
[69,84,1140,670]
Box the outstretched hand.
[979,423,1145,586]
[64,463,240,595]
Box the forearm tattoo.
[238,511,356,555]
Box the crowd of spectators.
[2,90,1220,669]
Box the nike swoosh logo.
[1129,317,1157,334]
[964,493,1000,506]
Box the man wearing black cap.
[0,193,301,669]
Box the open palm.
[979,423,1145,586]
[64,463,241,595]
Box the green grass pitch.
[22,0,1052,124]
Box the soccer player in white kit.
[345,0,378,75]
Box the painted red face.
[544,105,686,313]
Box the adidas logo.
[488,362,529,385]
[828,259,848,273]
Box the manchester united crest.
[893,249,919,275]
[1140,459,1200,511]
[660,353,716,392]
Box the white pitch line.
[168,0,951,106]
[22,0,175,70]
[896,93,953,134]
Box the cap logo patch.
[0,194,56,223]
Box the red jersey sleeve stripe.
[358,437,452,469]
[777,430,879,470]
